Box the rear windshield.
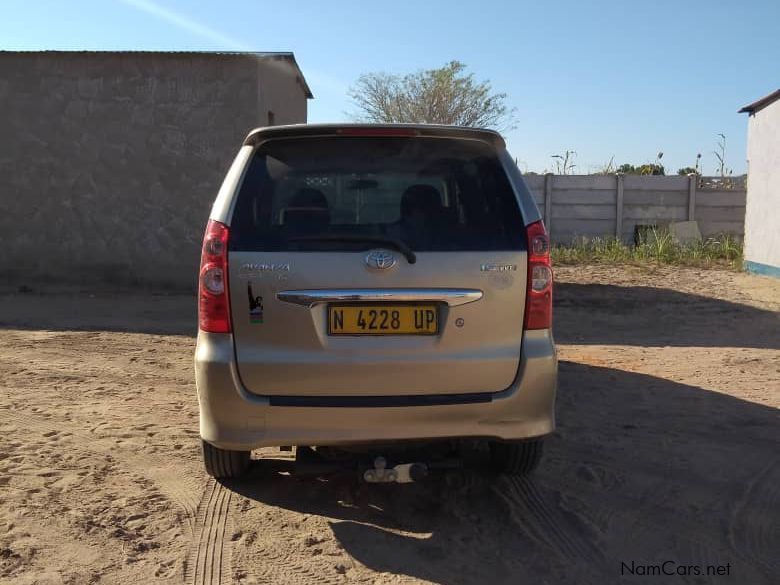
[229,136,525,252]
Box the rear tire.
[201,440,250,478]
[488,438,544,476]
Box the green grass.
[551,229,743,269]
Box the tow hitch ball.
[363,456,428,483]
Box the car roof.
[243,123,506,149]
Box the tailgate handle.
[276,288,483,308]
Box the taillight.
[524,220,553,330]
[198,219,231,333]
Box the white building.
[739,89,780,278]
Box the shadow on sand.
[554,282,779,349]
[225,361,779,584]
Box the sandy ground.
[0,265,778,585]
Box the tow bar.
[363,456,428,484]
[294,447,459,483]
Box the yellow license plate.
[328,304,438,335]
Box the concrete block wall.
[524,174,746,244]
[0,51,309,289]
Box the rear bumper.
[194,330,557,450]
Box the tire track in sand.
[184,478,233,585]
[494,475,606,569]
[728,459,780,576]
[2,407,246,584]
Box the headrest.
[401,185,442,219]
[284,188,330,229]
[289,188,329,209]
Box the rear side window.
[229,136,525,252]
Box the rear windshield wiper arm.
[288,234,417,264]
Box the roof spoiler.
[243,124,506,149]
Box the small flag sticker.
[248,283,263,324]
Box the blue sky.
[2,0,778,174]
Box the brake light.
[336,127,420,137]
[198,219,231,333]
[524,220,553,330]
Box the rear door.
[227,132,528,396]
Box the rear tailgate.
[226,131,528,397]
[229,251,526,396]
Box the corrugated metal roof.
[0,50,314,98]
[738,89,780,115]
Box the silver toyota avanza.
[194,124,556,479]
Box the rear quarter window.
[229,136,525,252]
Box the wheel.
[201,440,250,478]
[488,438,544,475]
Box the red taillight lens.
[524,220,553,330]
[198,220,231,333]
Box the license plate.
[328,304,438,335]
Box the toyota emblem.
[364,250,397,271]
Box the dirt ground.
[1,265,778,585]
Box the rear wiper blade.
[288,234,417,264]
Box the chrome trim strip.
[277,288,483,308]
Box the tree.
[616,163,664,175]
[348,61,515,129]
[638,164,665,175]
[642,151,665,175]
[616,152,665,176]
[677,153,702,176]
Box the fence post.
[544,173,553,235]
[687,173,697,220]
[615,173,624,239]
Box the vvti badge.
[480,263,517,272]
